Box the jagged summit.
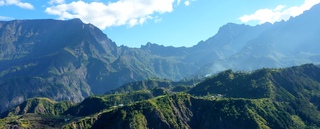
[67,18,83,22]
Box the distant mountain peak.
[141,42,162,48]
[215,22,252,36]
[141,42,187,51]
[68,18,83,22]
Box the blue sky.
[0,0,319,47]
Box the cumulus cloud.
[0,0,34,9]
[45,0,178,29]
[239,0,320,24]
[45,0,196,29]
[184,1,190,6]
[274,5,286,11]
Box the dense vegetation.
[107,78,197,94]
[77,94,305,129]
[0,98,74,117]
[64,89,167,117]
[1,64,320,128]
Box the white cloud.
[45,0,197,29]
[177,0,181,5]
[274,5,286,11]
[45,0,178,29]
[48,0,64,5]
[239,0,320,24]
[177,0,194,6]
[154,16,162,23]
[0,15,14,20]
[129,19,138,27]
[0,0,34,9]
[0,0,5,6]
[184,1,190,6]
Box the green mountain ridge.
[62,64,320,128]
[67,94,302,129]
[107,78,198,94]
[2,64,320,128]
[1,98,74,117]
[64,90,165,117]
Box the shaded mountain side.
[111,46,197,83]
[0,19,117,63]
[0,76,90,113]
[64,94,307,129]
[140,42,188,57]
[0,98,74,118]
[0,19,198,113]
[184,23,271,67]
[196,4,320,76]
[0,19,118,112]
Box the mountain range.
[0,3,320,113]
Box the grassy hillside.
[107,78,197,94]
[1,98,74,118]
[61,64,320,129]
[64,90,163,116]
[0,98,75,128]
[64,94,308,129]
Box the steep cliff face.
[0,19,119,112]
[0,18,202,112]
[0,19,117,61]
[0,76,87,113]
